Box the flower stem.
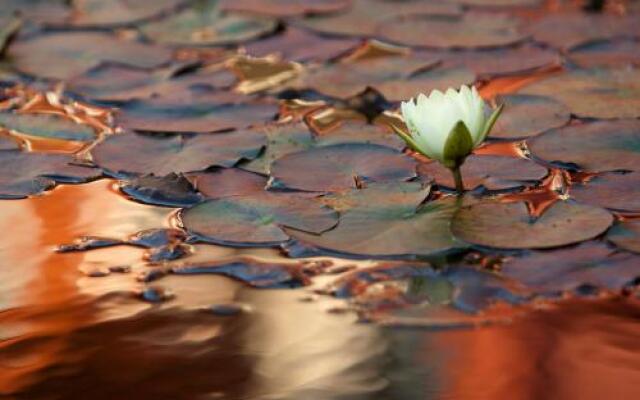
[450,165,465,195]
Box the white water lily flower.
[396,85,502,169]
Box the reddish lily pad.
[91,131,265,176]
[8,32,172,80]
[120,173,203,207]
[114,92,277,133]
[288,182,463,258]
[607,220,640,254]
[527,120,640,173]
[188,168,267,199]
[418,155,548,191]
[375,66,476,103]
[491,94,571,139]
[220,0,351,17]
[521,68,640,119]
[571,172,640,212]
[501,242,640,294]
[526,13,640,50]
[457,0,541,5]
[0,111,97,142]
[0,136,20,150]
[0,15,20,55]
[67,0,186,27]
[567,40,640,68]
[242,122,314,174]
[295,0,461,37]
[452,200,613,249]
[0,150,100,199]
[181,192,338,245]
[2,0,70,25]
[379,12,525,49]
[270,143,417,192]
[312,120,405,150]
[243,27,359,62]
[139,0,277,46]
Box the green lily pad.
[521,68,640,119]
[181,192,338,245]
[501,242,640,294]
[220,0,351,16]
[114,92,277,133]
[270,143,417,192]
[0,150,100,199]
[8,32,172,80]
[139,0,277,46]
[0,112,97,142]
[567,40,640,68]
[188,168,267,199]
[379,12,525,49]
[490,94,571,139]
[68,0,185,27]
[287,182,463,258]
[91,131,265,176]
[571,172,640,212]
[527,120,640,173]
[418,155,548,191]
[452,200,613,249]
[607,220,640,254]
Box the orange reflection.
[479,66,562,101]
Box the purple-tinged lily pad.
[67,0,186,27]
[91,131,265,177]
[0,111,97,142]
[189,168,267,199]
[120,173,203,208]
[181,192,338,246]
[527,120,640,173]
[607,220,640,254]
[491,94,571,139]
[452,200,613,249]
[270,143,417,192]
[570,172,640,213]
[220,0,351,17]
[567,40,640,68]
[242,122,314,174]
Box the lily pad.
[570,172,640,213]
[567,40,640,68]
[243,27,359,62]
[220,0,351,16]
[501,242,640,294]
[295,0,461,37]
[114,92,277,133]
[189,168,267,199]
[418,155,548,191]
[7,32,172,80]
[0,135,20,150]
[379,12,525,49]
[242,122,314,174]
[526,13,640,50]
[521,68,640,119]
[312,120,405,150]
[139,0,277,46]
[181,192,338,245]
[270,143,417,192]
[490,94,571,139]
[607,220,640,254]
[0,112,97,142]
[288,182,462,258]
[452,200,613,249]
[374,66,476,103]
[1,0,70,25]
[67,0,186,27]
[0,150,100,198]
[527,120,640,173]
[120,173,203,207]
[0,15,20,55]
[91,131,265,176]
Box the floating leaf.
[270,143,417,192]
[501,242,640,294]
[457,0,541,5]
[114,92,277,133]
[0,135,20,150]
[570,172,640,213]
[120,173,203,207]
[189,168,267,199]
[139,0,277,46]
[418,155,548,191]
[0,111,97,142]
[607,220,640,254]
[567,40,640,68]
[374,66,476,102]
[525,13,639,50]
[67,0,185,27]
[220,0,351,17]
[288,182,463,258]
[243,27,359,62]
[2,0,70,25]
[0,150,100,198]
[490,94,570,139]
[8,32,172,80]
[527,120,640,172]
[452,200,613,249]
[521,68,640,119]
[242,123,314,174]
[312,120,405,150]
[91,131,265,176]
[0,15,20,55]
[379,12,525,49]
[181,192,338,245]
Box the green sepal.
[390,123,423,155]
[477,103,504,145]
[442,120,474,169]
